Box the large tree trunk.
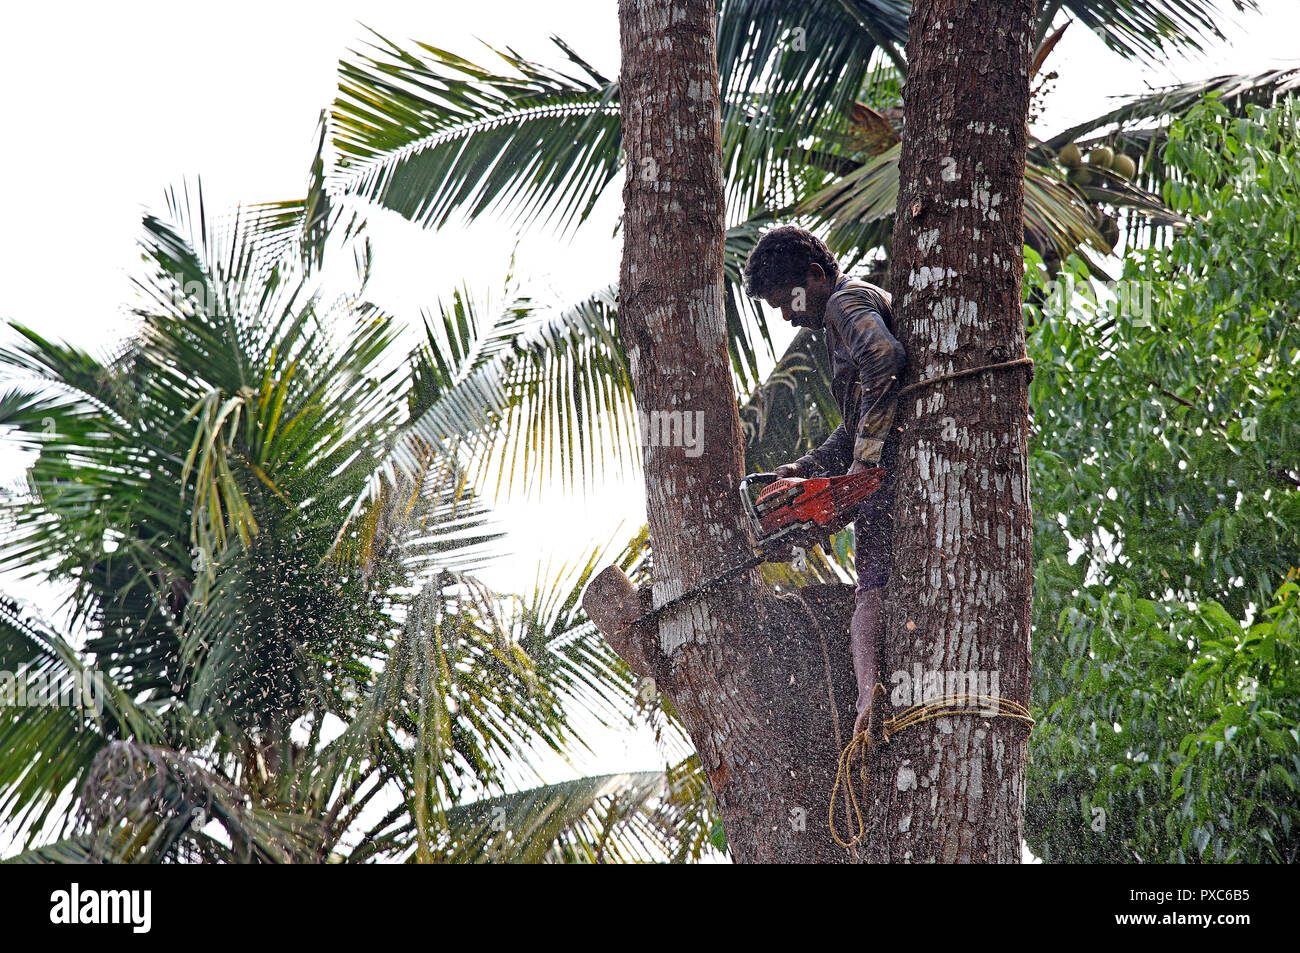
[864,0,1038,862]
[586,0,1035,863]
[602,0,857,864]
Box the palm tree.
[0,149,713,862]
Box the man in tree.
[744,225,906,740]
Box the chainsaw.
[631,467,886,628]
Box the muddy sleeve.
[830,291,906,466]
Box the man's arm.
[793,420,854,476]
[831,288,906,466]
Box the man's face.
[762,264,833,329]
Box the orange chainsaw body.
[740,469,886,551]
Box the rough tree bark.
[584,0,1035,863]
[589,0,868,864]
[864,0,1038,862]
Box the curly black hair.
[742,225,841,298]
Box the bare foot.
[852,683,890,745]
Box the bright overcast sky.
[1,0,1298,782]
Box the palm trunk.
[864,0,1038,862]
[593,0,870,864]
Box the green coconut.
[1068,166,1093,186]
[1111,153,1137,180]
[1058,143,1082,168]
[1087,146,1115,168]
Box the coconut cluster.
[1057,141,1137,186]
[1053,142,1135,252]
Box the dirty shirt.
[793,276,907,476]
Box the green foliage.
[1025,93,1300,862]
[0,184,715,863]
[436,767,715,863]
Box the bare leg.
[851,587,888,740]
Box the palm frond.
[330,30,621,235]
[1040,68,1300,222]
[241,109,370,273]
[1051,1,1261,68]
[739,328,840,474]
[1044,67,1300,154]
[436,765,714,863]
[717,2,905,216]
[325,568,576,835]
[718,0,907,134]
[77,741,316,863]
[335,280,636,516]
[510,534,647,736]
[797,143,1110,261]
[1,839,100,864]
[0,596,163,849]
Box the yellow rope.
[828,693,1035,848]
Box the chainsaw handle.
[737,473,778,528]
[739,465,832,487]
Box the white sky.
[1,0,1298,803]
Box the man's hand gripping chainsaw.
[740,466,885,564]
